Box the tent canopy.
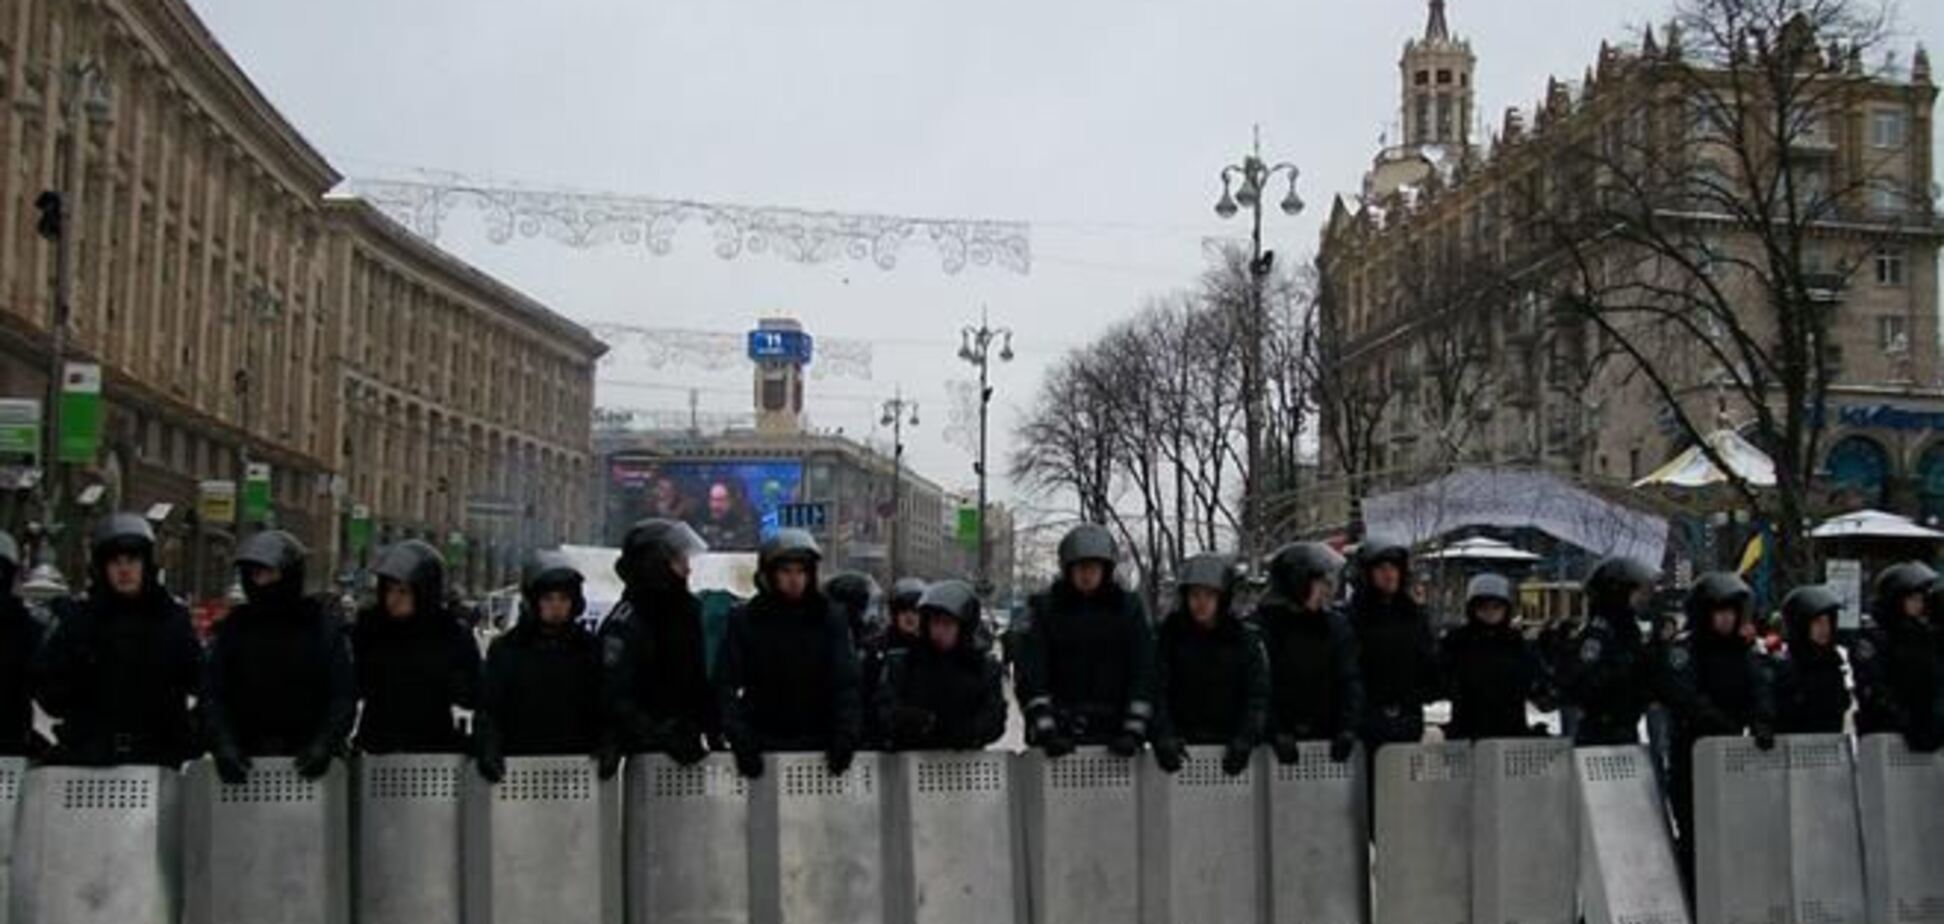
[1422,536,1542,562]
[1364,468,1668,565]
[1633,429,1777,490]
[1809,509,1944,541]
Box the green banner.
[956,506,981,551]
[347,504,373,560]
[444,531,468,569]
[57,362,100,464]
[242,462,271,523]
[0,398,39,462]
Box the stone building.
[1318,1,1944,530]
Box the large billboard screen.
[608,458,805,551]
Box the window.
[1437,94,1452,141]
[1876,248,1905,286]
[1416,95,1431,142]
[1872,110,1906,149]
[1437,69,1452,85]
[1879,316,1910,354]
[1872,182,1903,215]
[1415,70,1429,86]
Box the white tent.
[1422,536,1542,562]
[1633,429,1777,490]
[1809,509,1944,541]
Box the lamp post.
[957,309,1013,598]
[879,388,919,577]
[1214,124,1303,572]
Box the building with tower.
[1367,0,1477,200]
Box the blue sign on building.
[747,328,814,364]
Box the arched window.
[1917,442,1944,525]
[1824,436,1892,508]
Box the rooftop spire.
[1426,0,1450,41]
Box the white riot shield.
[1136,747,1264,924]
[749,752,887,924]
[8,765,182,924]
[1574,746,1691,924]
[625,754,750,924]
[1374,742,1471,924]
[1016,748,1140,924]
[1856,733,1944,924]
[183,757,349,924]
[462,755,623,924]
[1264,740,1368,924]
[1778,735,1867,924]
[357,754,466,924]
[883,751,1022,924]
[0,757,25,923]
[1693,736,1790,924]
[1471,738,1577,924]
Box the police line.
[0,734,1936,924]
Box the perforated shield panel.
[626,754,750,924]
[1855,734,1944,924]
[762,752,886,924]
[1574,746,1691,924]
[183,756,350,924]
[1375,743,1472,924]
[359,755,467,924]
[0,756,26,921]
[884,752,1021,924]
[1265,740,1369,924]
[1472,738,1577,924]
[11,765,181,924]
[463,755,622,924]
[1136,748,1264,924]
[1018,747,1139,924]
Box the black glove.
[733,746,765,779]
[1271,733,1302,765]
[1040,730,1076,759]
[826,741,856,777]
[1222,740,1253,777]
[1330,734,1358,763]
[214,749,252,785]
[667,732,708,766]
[1529,723,1554,738]
[476,751,506,784]
[889,707,937,745]
[1752,723,1777,752]
[1107,732,1143,758]
[1152,738,1187,774]
[294,739,335,779]
[596,745,622,780]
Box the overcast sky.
[188,0,1941,520]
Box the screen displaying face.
[609,459,804,552]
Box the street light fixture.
[958,309,1013,600]
[1213,124,1303,574]
[880,388,920,577]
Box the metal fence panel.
[1136,747,1264,924]
[1856,733,1944,924]
[625,754,750,924]
[1374,742,1471,924]
[8,765,182,924]
[462,756,623,924]
[183,757,349,924]
[884,751,1021,924]
[1264,741,1368,924]
[1573,746,1690,924]
[1471,738,1576,924]
[1017,748,1140,924]
[356,754,465,924]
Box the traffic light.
[33,190,61,241]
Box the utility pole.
[957,309,1013,599]
[880,388,918,577]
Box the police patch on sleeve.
[1580,637,1603,662]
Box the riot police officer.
[1555,556,1658,746]
[1256,542,1362,764]
[351,540,481,754]
[601,519,715,764]
[34,514,202,766]
[887,577,928,647]
[476,554,613,782]
[1440,573,1548,741]
[203,531,355,782]
[1773,584,1850,735]
[714,529,862,777]
[0,531,44,756]
[1347,539,1439,749]
[826,571,890,747]
[1150,554,1268,777]
[1014,524,1155,758]
[1854,562,1942,752]
[877,580,1006,751]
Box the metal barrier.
[1472,738,1577,924]
[1856,733,1944,924]
[1264,741,1367,924]
[8,765,182,924]
[883,751,1023,924]
[1374,742,1471,924]
[1693,735,1866,924]
[1574,746,1690,924]
[182,757,349,924]
[1136,748,1264,924]
[750,753,887,924]
[625,754,750,924]
[1017,748,1139,924]
[357,754,466,924]
[462,756,622,924]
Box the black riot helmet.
[617,518,707,593]
[1583,555,1657,613]
[1177,553,1237,609]
[1780,584,1842,645]
[1465,573,1514,615]
[90,512,158,595]
[0,530,19,591]
[1057,524,1117,573]
[917,579,983,651]
[1265,542,1345,606]
[1871,561,1936,618]
[823,571,885,642]
[234,530,308,606]
[889,577,929,614]
[757,529,822,593]
[522,551,587,622]
[1683,571,1751,632]
[373,539,447,615]
[1355,538,1412,594]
